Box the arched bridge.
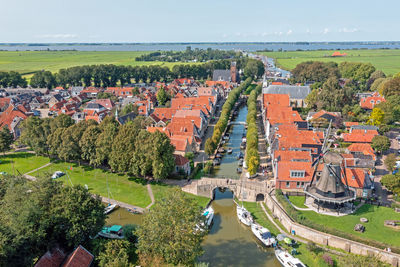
[182,177,270,202]
[228,121,246,126]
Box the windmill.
[304,121,356,212]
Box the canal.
[200,188,280,266]
[105,101,280,266]
[212,104,248,179]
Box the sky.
[1,0,399,43]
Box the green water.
[212,105,247,179]
[200,189,280,266]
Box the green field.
[287,195,308,209]
[0,51,195,75]
[151,182,210,207]
[297,204,400,248]
[35,161,152,208]
[259,49,400,75]
[0,152,50,175]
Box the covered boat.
[98,225,124,239]
[251,223,276,247]
[275,248,306,267]
[236,205,253,226]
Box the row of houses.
[262,84,378,198]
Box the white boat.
[274,248,306,267]
[251,223,276,247]
[104,204,118,215]
[202,206,214,228]
[227,148,233,154]
[236,205,253,226]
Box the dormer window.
[290,170,305,178]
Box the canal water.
[212,105,248,179]
[200,188,280,267]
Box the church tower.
[230,61,237,83]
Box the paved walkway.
[22,162,53,181]
[146,183,155,209]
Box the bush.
[322,254,334,266]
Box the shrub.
[322,254,334,266]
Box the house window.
[296,182,301,188]
[290,170,305,178]
[286,182,290,188]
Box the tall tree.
[136,188,204,266]
[20,117,51,156]
[156,86,168,106]
[80,125,101,165]
[368,107,385,126]
[97,240,134,267]
[95,117,119,166]
[150,131,175,180]
[384,153,397,172]
[0,127,13,154]
[109,123,138,172]
[371,135,390,154]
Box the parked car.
[52,171,65,179]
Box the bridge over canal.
[182,177,272,202]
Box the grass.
[0,51,200,76]
[242,202,280,235]
[259,49,400,75]
[150,182,210,208]
[35,161,152,208]
[297,204,400,248]
[0,152,50,175]
[287,195,308,209]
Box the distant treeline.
[136,46,243,62]
[0,58,250,89]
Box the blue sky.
[1,0,399,43]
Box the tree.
[0,177,105,266]
[131,130,153,177]
[384,153,397,172]
[109,123,138,172]
[371,135,390,154]
[30,71,56,89]
[244,59,264,78]
[156,86,168,106]
[136,188,204,266]
[80,125,101,165]
[381,77,400,97]
[248,155,259,175]
[381,174,400,194]
[95,117,119,166]
[0,127,13,154]
[204,138,216,156]
[97,240,134,267]
[20,117,51,156]
[368,107,385,126]
[150,131,175,180]
[292,61,340,83]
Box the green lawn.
[243,202,280,235]
[0,152,50,175]
[287,195,308,209]
[35,161,151,208]
[150,182,210,207]
[0,51,199,76]
[259,49,400,75]
[297,204,400,248]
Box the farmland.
[259,49,400,75]
[0,51,197,75]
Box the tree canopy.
[136,188,204,266]
[371,135,390,154]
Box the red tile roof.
[360,95,385,110]
[343,133,376,143]
[90,99,114,110]
[0,104,28,131]
[276,161,314,182]
[35,248,66,267]
[343,168,366,189]
[61,245,94,267]
[347,143,376,160]
[263,94,290,109]
[274,150,312,162]
[174,154,189,166]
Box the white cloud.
[306,29,311,34]
[37,33,77,39]
[323,28,330,34]
[286,29,293,35]
[339,27,359,33]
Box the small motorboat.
[251,223,276,247]
[218,147,225,153]
[215,153,222,158]
[240,142,246,149]
[274,247,306,267]
[237,168,242,174]
[227,148,233,154]
[242,137,247,143]
[213,158,220,166]
[104,204,119,215]
[236,205,253,226]
[238,159,243,167]
[236,152,243,160]
[99,225,124,239]
[202,206,214,228]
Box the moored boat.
[251,223,276,247]
[227,148,233,154]
[104,204,119,215]
[98,225,124,239]
[236,205,253,226]
[274,247,306,267]
[202,206,214,228]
